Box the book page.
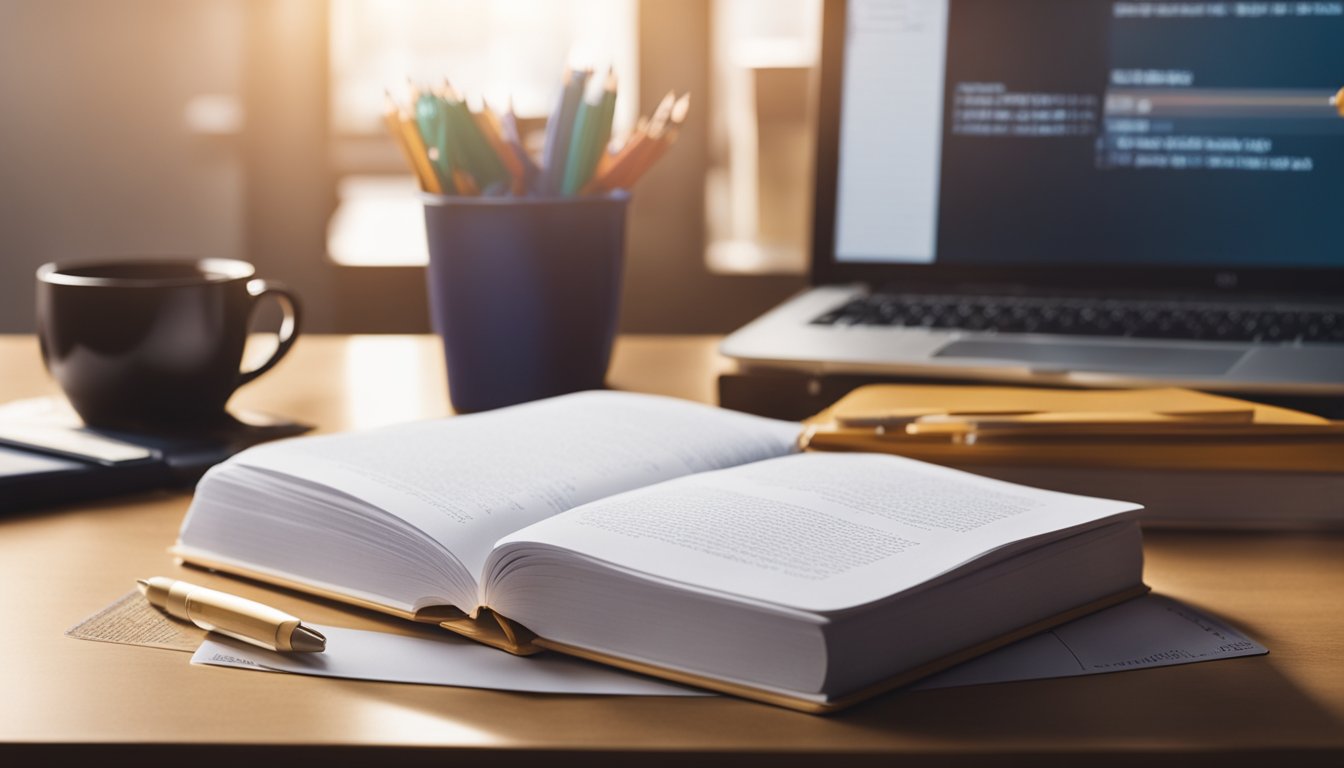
[228,391,799,583]
[491,452,1140,613]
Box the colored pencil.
[383,92,443,194]
[438,83,510,192]
[474,104,527,195]
[387,68,685,198]
[583,90,676,194]
[561,70,617,196]
[625,91,690,186]
[500,100,541,190]
[414,91,454,193]
[540,68,591,195]
[581,117,647,195]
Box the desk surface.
[2,334,1341,766]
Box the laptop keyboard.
[810,294,1344,344]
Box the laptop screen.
[828,0,1344,277]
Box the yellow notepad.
[803,385,1344,473]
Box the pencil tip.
[671,92,691,122]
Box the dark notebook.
[0,397,310,513]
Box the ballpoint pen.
[137,576,326,653]
[837,407,1256,429]
[909,408,1256,429]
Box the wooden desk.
[2,334,1341,766]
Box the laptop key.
[810,295,1344,344]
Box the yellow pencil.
[383,91,443,194]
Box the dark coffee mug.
[36,258,301,430]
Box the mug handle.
[239,278,301,386]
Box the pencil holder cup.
[422,193,630,413]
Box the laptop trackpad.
[933,340,1246,375]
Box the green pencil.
[415,90,455,194]
[560,98,594,196]
[561,70,617,196]
[590,71,618,190]
[440,85,509,191]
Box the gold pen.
[910,408,1256,429]
[835,409,1038,428]
[137,576,326,653]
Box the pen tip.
[135,579,149,596]
[291,626,327,653]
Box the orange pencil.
[622,92,690,188]
[584,91,676,193]
[595,117,647,178]
[452,168,480,196]
[588,127,655,193]
[599,91,687,192]
[473,105,527,195]
[581,118,648,195]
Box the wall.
[0,0,805,334]
[0,0,248,330]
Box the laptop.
[721,0,1344,395]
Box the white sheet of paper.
[912,593,1267,690]
[188,595,1263,698]
[191,623,707,697]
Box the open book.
[175,391,1146,713]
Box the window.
[326,0,639,267]
[705,0,822,275]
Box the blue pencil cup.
[422,193,630,413]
